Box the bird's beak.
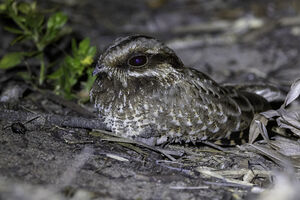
[92,64,103,76]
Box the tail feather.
[212,85,272,146]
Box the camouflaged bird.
[90,35,270,146]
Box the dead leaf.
[277,109,300,136]
[283,78,300,107]
[269,136,300,157]
[249,114,269,144]
[260,109,279,119]
[248,144,294,168]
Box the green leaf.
[0,3,7,12]
[10,35,28,45]
[78,38,90,55]
[0,52,24,69]
[30,1,37,11]
[87,46,97,56]
[48,66,64,80]
[16,15,27,23]
[65,56,79,68]
[68,77,77,87]
[47,12,67,31]
[71,39,77,55]
[82,68,96,91]
[17,71,31,81]
[26,13,44,28]
[23,51,39,57]
[42,12,68,46]
[81,55,94,66]
[4,26,23,34]
[76,38,96,65]
[48,37,95,100]
[18,2,31,14]
[11,1,18,15]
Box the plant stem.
[10,13,30,34]
[38,53,45,85]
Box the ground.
[0,1,300,200]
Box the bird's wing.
[178,68,255,140]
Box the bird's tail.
[212,84,276,146]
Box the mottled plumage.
[90,35,269,145]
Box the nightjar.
[90,35,269,145]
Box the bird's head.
[93,35,183,87]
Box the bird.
[90,35,270,146]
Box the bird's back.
[147,68,270,144]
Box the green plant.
[0,0,69,84]
[0,0,97,99]
[49,38,96,99]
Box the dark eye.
[128,55,148,67]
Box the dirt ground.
[0,1,300,200]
